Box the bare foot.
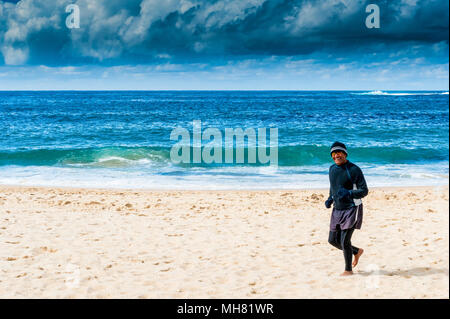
[352,248,364,268]
[340,271,353,276]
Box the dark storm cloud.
[0,0,448,65]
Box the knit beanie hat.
[330,141,348,156]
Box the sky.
[0,0,448,90]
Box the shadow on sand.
[356,267,449,278]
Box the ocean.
[0,90,448,189]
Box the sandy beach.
[0,185,448,298]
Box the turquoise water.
[0,90,448,189]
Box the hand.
[325,198,333,209]
[337,188,352,201]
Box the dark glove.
[325,198,333,209]
[337,188,352,202]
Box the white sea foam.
[66,156,155,168]
[98,156,129,162]
[353,91,448,96]
[0,162,447,190]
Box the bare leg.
[352,248,364,268]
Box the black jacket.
[327,161,368,210]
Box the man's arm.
[328,165,335,201]
[325,187,333,208]
[325,166,334,208]
[350,166,368,199]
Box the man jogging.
[325,141,368,276]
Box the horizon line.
[0,89,448,92]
